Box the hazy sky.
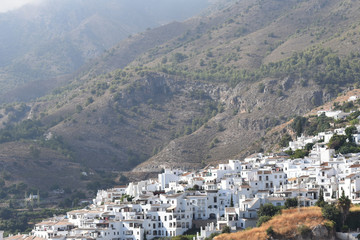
[0,0,42,13]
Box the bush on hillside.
[297,224,311,238]
[284,197,298,209]
[256,215,272,227]
[257,203,281,218]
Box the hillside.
[2,0,360,196]
[235,88,360,157]
[215,207,333,240]
[0,0,211,103]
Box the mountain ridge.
[1,0,360,195]
[0,0,211,102]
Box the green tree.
[172,53,188,63]
[304,143,314,151]
[345,126,357,142]
[279,134,292,147]
[257,203,280,218]
[230,194,234,207]
[292,116,307,137]
[256,215,272,227]
[315,188,326,207]
[322,204,341,230]
[284,197,298,209]
[328,134,347,151]
[291,149,308,159]
[217,123,225,132]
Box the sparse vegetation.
[215,207,325,240]
[2,0,360,214]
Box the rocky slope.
[1,0,360,192]
[135,76,327,171]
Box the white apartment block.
[20,126,360,240]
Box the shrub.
[257,203,281,218]
[322,204,341,230]
[257,215,272,227]
[86,97,94,106]
[279,133,292,147]
[204,232,220,240]
[217,123,225,132]
[222,226,231,233]
[297,224,311,238]
[284,197,298,209]
[266,226,275,237]
[324,220,335,231]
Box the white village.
[5,97,360,240]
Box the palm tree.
[337,190,351,227]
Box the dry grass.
[350,205,360,212]
[215,207,325,240]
